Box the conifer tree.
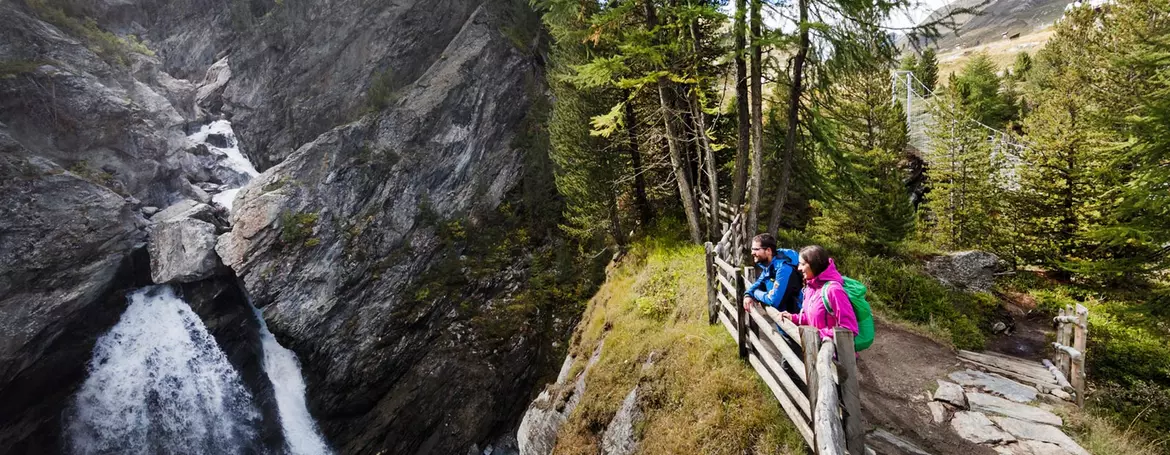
[812,68,915,253]
[536,0,630,247]
[916,48,939,94]
[920,86,1005,251]
[954,53,1014,127]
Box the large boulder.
[147,200,227,284]
[926,251,1009,293]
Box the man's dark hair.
[799,245,830,277]
[752,233,777,254]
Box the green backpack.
[820,277,875,352]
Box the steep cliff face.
[215,3,557,451]
[1,0,560,452]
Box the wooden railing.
[700,197,865,455]
[1047,304,1088,406]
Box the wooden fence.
[700,197,865,455]
[1049,304,1088,406]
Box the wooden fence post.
[1063,306,1075,377]
[802,328,821,423]
[835,328,865,455]
[705,242,717,325]
[815,343,845,455]
[737,267,748,359]
[1073,304,1088,407]
[1056,307,1068,376]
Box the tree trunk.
[746,0,763,238]
[730,0,750,211]
[688,10,719,241]
[644,0,703,243]
[767,0,808,235]
[625,96,653,227]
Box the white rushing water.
[252,306,333,455]
[66,286,260,455]
[188,120,258,213]
[188,120,259,178]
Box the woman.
[780,245,859,341]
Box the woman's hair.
[799,245,830,277]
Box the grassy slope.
[552,234,805,455]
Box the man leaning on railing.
[741,233,804,314]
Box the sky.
[750,0,959,35]
[886,0,957,30]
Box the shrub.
[279,211,319,247]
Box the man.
[741,233,803,314]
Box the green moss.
[0,60,50,77]
[554,232,805,454]
[25,0,154,66]
[262,177,287,192]
[279,211,319,248]
[365,69,397,112]
[67,160,125,195]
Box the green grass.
[775,229,995,350]
[25,0,154,66]
[279,211,319,248]
[996,272,1170,443]
[554,230,805,454]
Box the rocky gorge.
[0,0,580,453]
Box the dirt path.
[858,317,997,455]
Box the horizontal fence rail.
[702,205,864,454]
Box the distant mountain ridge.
[918,0,1072,50]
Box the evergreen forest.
[532,0,1170,448]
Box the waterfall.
[66,286,261,455]
[252,305,333,455]
[187,120,258,212]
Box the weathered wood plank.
[747,306,808,384]
[705,242,718,325]
[835,329,865,455]
[713,255,738,276]
[748,351,815,447]
[747,330,811,419]
[1042,359,1073,390]
[957,350,1053,379]
[957,357,1061,392]
[717,273,736,300]
[1073,305,1088,407]
[762,307,803,348]
[802,328,821,440]
[815,343,845,455]
[718,311,738,344]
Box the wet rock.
[935,380,969,409]
[951,411,1016,445]
[148,219,221,284]
[601,387,643,455]
[967,392,1063,427]
[949,370,1038,403]
[989,417,1088,455]
[926,251,1009,293]
[0,145,146,451]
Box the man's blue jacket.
[744,249,803,313]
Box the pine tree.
[954,53,1014,127]
[537,0,631,247]
[812,68,915,253]
[920,86,1006,252]
[917,48,939,94]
